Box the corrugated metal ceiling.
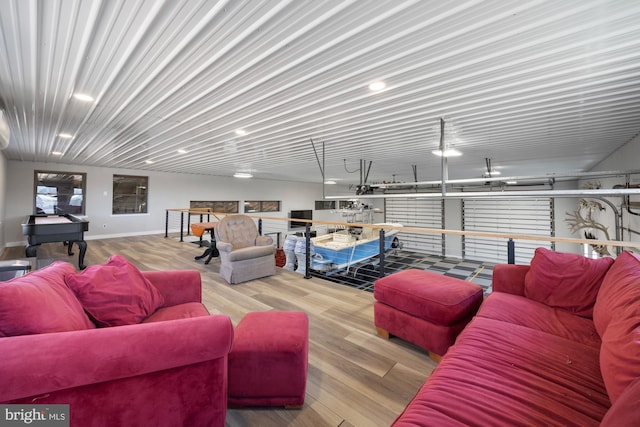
[1,0,639,185]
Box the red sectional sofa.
[0,255,234,427]
[392,248,640,426]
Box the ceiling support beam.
[310,137,325,198]
[325,188,640,200]
[439,117,447,197]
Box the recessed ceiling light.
[177,149,187,154]
[368,81,386,91]
[58,133,73,139]
[233,172,253,178]
[506,180,518,185]
[324,180,337,185]
[432,148,462,157]
[72,93,95,102]
[145,160,154,164]
[51,151,63,156]
[235,129,247,136]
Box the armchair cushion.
[524,247,613,317]
[228,245,277,262]
[65,255,164,327]
[0,261,95,337]
[215,215,260,250]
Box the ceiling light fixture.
[51,151,63,156]
[324,180,337,185]
[145,160,154,164]
[235,129,247,136]
[72,93,95,102]
[368,81,386,91]
[432,148,462,157]
[58,133,73,139]
[233,172,253,178]
[177,149,187,154]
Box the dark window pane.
[34,171,86,215]
[113,175,148,214]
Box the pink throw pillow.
[0,261,95,337]
[524,247,614,318]
[65,255,164,327]
[593,251,640,336]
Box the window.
[34,171,86,215]
[190,201,239,213]
[113,175,148,214]
[244,200,280,213]
[315,200,336,210]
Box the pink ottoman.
[374,269,483,361]
[228,311,309,408]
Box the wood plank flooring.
[1,234,437,427]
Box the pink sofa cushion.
[593,250,640,336]
[392,317,610,426]
[477,292,601,348]
[0,261,94,337]
[599,302,640,404]
[524,247,613,318]
[601,376,640,426]
[65,255,164,327]
[142,302,209,323]
[374,269,483,325]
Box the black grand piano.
[22,214,89,269]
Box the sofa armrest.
[143,269,201,306]
[216,241,233,253]
[256,235,273,246]
[0,315,233,402]
[492,264,530,295]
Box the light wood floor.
[2,234,437,427]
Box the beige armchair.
[214,214,276,284]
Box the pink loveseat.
[393,248,640,426]
[0,256,233,427]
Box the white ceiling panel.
[1,0,639,186]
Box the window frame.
[34,170,86,215]
[244,200,281,213]
[112,174,149,215]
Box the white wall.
[4,160,333,246]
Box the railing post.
[179,211,184,242]
[164,210,169,238]
[304,222,311,279]
[379,229,385,278]
[507,238,515,264]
